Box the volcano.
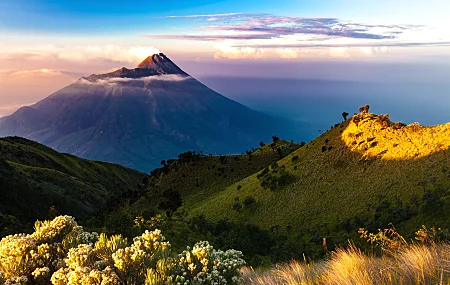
[0,53,304,172]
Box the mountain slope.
[0,53,305,172]
[96,140,300,233]
[0,137,147,236]
[188,113,450,245]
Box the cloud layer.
[79,74,190,86]
[144,13,446,59]
[146,14,415,41]
[0,45,161,65]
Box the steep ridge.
[0,54,305,172]
[189,113,450,245]
[0,137,147,236]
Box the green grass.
[188,114,450,250]
[96,140,300,240]
[134,140,300,211]
[0,137,147,236]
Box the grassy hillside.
[98,140,300,224]
[0,137,147,236]
[188,113,450,254]
[138,140,300,209]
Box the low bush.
[0,216,245,285]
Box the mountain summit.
[84,53,187,81]
[0,54,304,172]
[137,53,187,75]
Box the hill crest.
[342,113,450,160]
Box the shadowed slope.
[0,137,147,236]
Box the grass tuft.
[244,243,450,285]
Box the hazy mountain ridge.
[0,136,147,236]
[0,54,305,172]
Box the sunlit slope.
[0,137,147,235]
[190,113,450,241]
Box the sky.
[0,0,449,117]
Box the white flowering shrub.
[0,216,89,285]
[0,216,245,285]
[170,241,246,285]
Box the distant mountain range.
[0,53,305,172]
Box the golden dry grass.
[342,113,450,160]
[244,243,450,285]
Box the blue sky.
[0,0,449,116]
[2,0,449,37]
[1,0,449,55]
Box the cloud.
[211,40,450,59]
[0,45,161,65]
[276,48,300,59]
[10,69,63,76]
[241,41,450,49]
[144,13,448,60]
[79,74,190,86]
[164,13,246,19]
[144,15,412,41]
[213,43,266,60]
[211,40,393,59]
[2,68,84,79]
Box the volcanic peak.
[84,53,187,81]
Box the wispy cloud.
[145,14,415,41]
[237,41,450,49]
[164,13,246,19]
[0,45,161,65]
[10,69,63,76]
[144,13,446,59]
[211,41,450,60]
[2,68,85,78]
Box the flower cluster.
[0,216,245,284]
[171,241,246,285]
[0,216,81,284]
